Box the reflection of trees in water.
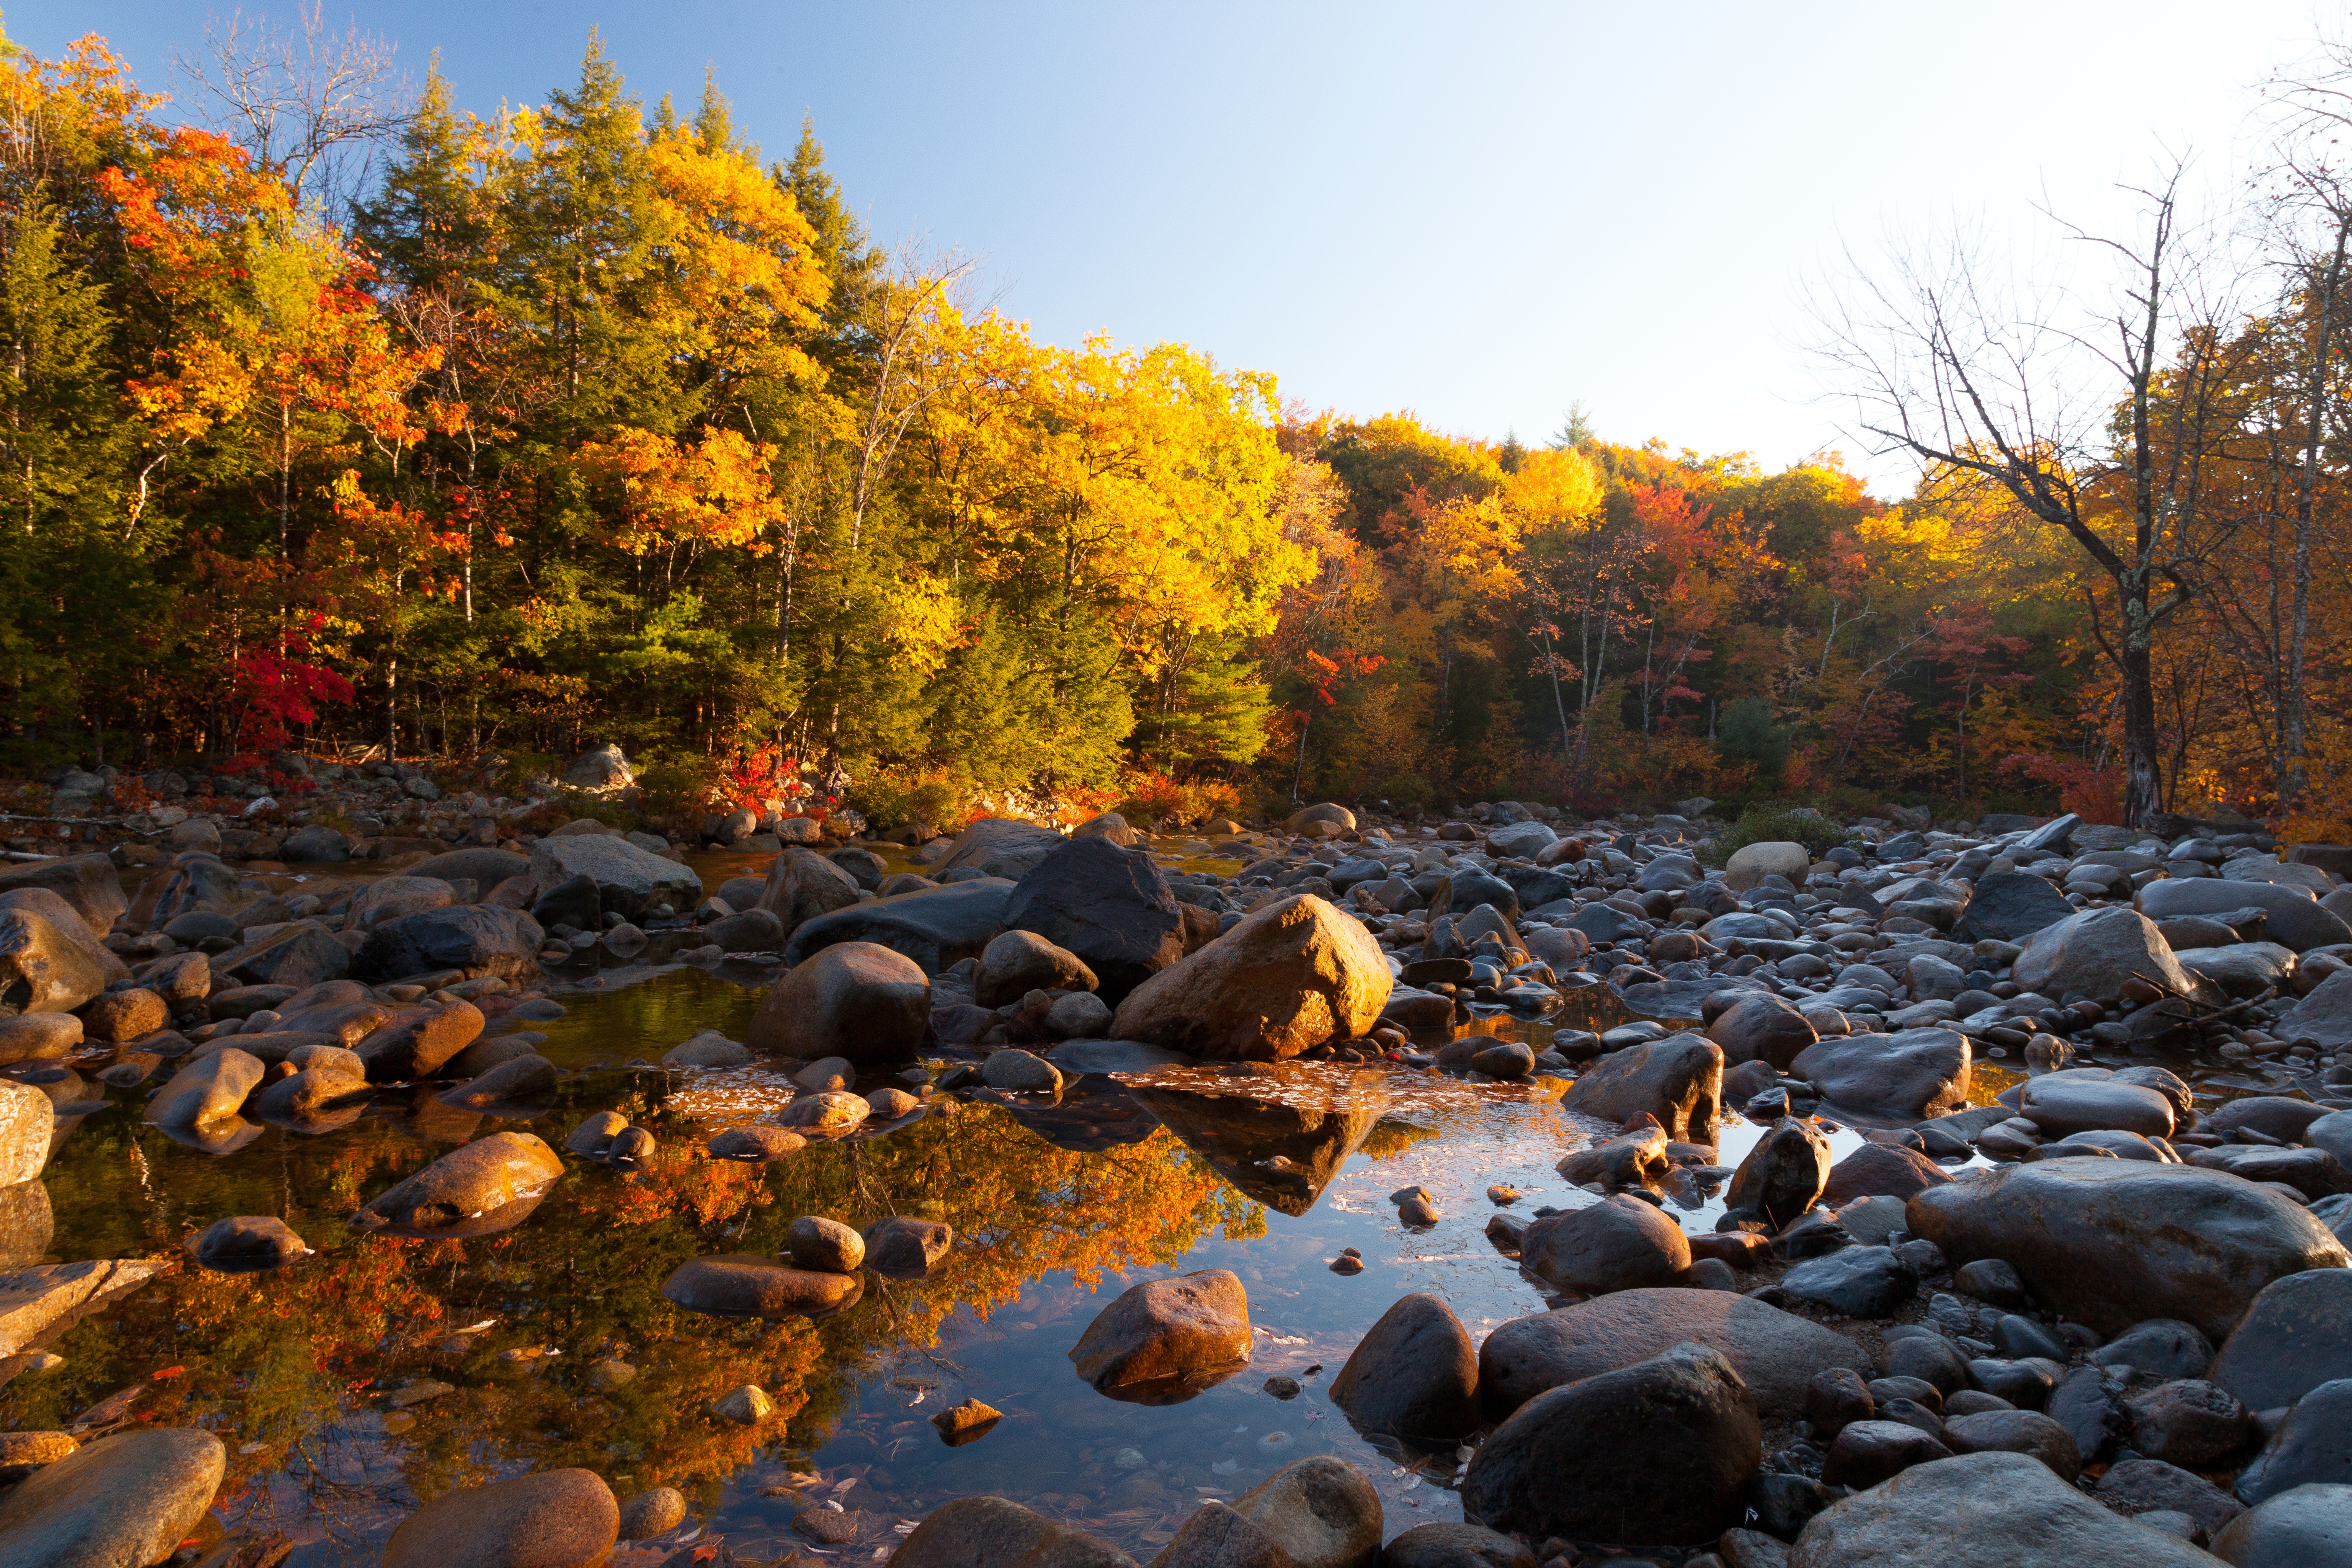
[1,1095,1262,1558]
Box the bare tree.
[1818,167,2256,829]
[173,3,414,215]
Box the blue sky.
[21,2,2329,490]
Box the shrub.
[636,756,718,820]
[1702,800,1856,867]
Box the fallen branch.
[0,811,160,835]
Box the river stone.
[148,1048,263,1128]
[349,1132,562,1238]
[1727,1117,1833,1227]
[1789,1449,2220,1567]
[1727,841,1812,891]
[353,999,486,1082]
[0,910,108,1019]
[2211,1483,2352,1568]
[938,818,1069,881]
[1942,1408,2084,1480]
[1782,1246,1919,1317]
[2186,1144,2352,1200]
[189,1215,309,1273]
[786,1215,865,1274]
[863,1216,953,1278]
[2283,970,2352,1050]
[526,835,699,922]
[2210,1097,2334,1143]
[348,875,456,930]
[2018,1074,2177,1138]
[0,1083,50,1186]
[748,941,929,1064]
[2096,1319,2215,1380]
[1475,1289,1869,1418]
[2124,1379,2251,1470]
[1377,1522,1536,1567]
[1149,1503,1290,1567]
[1953,871,2079,943]
[892,1495,1135,1568]
[707,1125,806,1162]
[384,1467,619,1568]
[1823,1142,1952,1205]
[79,988,162,1047]
[2099,1457,2249,1536]
[2210,1269,2352,1411]
[660,1253,862,1318]
[1518,1194,1691,1295]
[662,1029,752,1068]
[616,1486,687,1541]
[2013,905,2215,1002]
[755,847,864,938]
[1003,837,1185,1006]
[0,1427,224,1568]
[0,1014,78,1066]
[1906,1157,2350,1339]
[1460,1342,1760,1544]
[1330,1292,1480,1441]
[1069,1269,1251,1398]
[1560,1033,1723,1144]
[1230,1455,1383,1568]
[776,1091,869,1133]
[2236,1378,2352,1504]
[438,1052,557,1109]
[355,905,545,984]
[2142,878,2352,953]
[1792,1028,1972,1121]
[976,930,1098,1008]
[781,878,1016,973]
[1708,993,1820,1071]
[1111,894,1390,1061]
[0,854,123,935]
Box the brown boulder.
[748,941,929,1064]
[1109,895,1390,1061]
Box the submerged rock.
[1069,1269,1252,1402]
[384,1467,619,1568]
[891,1495,1135,1568]
[660,1254,862,1318]
[0,1428,224,1568]
[348,1132,563,1238]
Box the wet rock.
[1823,1142,1952,1205]
[976,929,1099,1008]
[1519,1194,1690,1295]
[660,1254,861,1318]
[437,1051,556,1109]
[1460,1342,1760,1544]
[1069,1268,1252,1400]
[1130,1081,1386,1216]
[1940,1408,2082,1480]
[355,905,545,984]
[1555,1124,1671,1188]
[2125,1379,2251,1469]
[983,1049,1063,1093]
[2209,1096,2334,1143]
[2097,1457,2247,1537]
[753,846,864,938]
[707,1125,807,1162]
[1782,1246,1919,1317]
[1470,1039,1535,1078]
[2184,1144,2351,1199]
[189,1216,309,1274]
[1377,1522,1536,1567]
[662,1029,752,1068]
[1709,994,1820,1071]
[2018,1073,2177,1138]
[781,878,1017,973]
[776,1091,871,1133]
[1479,1289,1869,1418]
[384,1467,619,1568]
[929,1396,1002,1445]
[83,988,168,1045]
[0,1428,223,1568]
[1112,894,1390,1061]
[1727,1118,1833,1228]
[1003,837,1186,1005]
[748,941,930,1064]
[1952,1257,2027,1305]
[1559,1034,1723,1144]
[1792,1028,1972,1121]
[1807,1366,1875,1436]
[565,1110,627,1156]
[527,834,699,923]
[349,1131,563,1238]
[0,909,108,1018]
[1330,1292,1480,1442]
[786,1215,865,1274]
[148,1048,263,1128]
[616,1486,686,1541]
[0,1014,78,1066]
[2282,969,2352,1050]
[2095,1318,2215,1380]
[1792,1449,2219,1567]
[2210,1269,2352,1411]
[1824,1416,1953,1488]
[2236,1377,2352,1504]
[352,999,487,1082]
[2210,1483,2352,1568]
[863,1215,952,1277]
[1230,1455,1382,1568]
[1905,1157,2349,1338]
[1045,1038,1194,1074]
[891,1495,1137,1568]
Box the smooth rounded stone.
[2097,1318,2216,1380]
[1792,1027,1972,1121]
[1905,1157,2350,1339]
[438,1051,557,1109]
[385,1467,619,1568]
[1330,1292,1480,1441]
[1992,1313,2070,1362]
[1517,1194,1691,1296]
[0,1082,48,1188]
[1945,1389,2016,1416]
[1822,1418,1954,1487]
[285,1042,365,1075]
[0,1014,79,1065]
[1882,1332,1972,1393]
[2016,904,2221,998]
[660,1253,862,1318]
[752,846,864,938]
[1556,1124,1672,1188]
[1782,1246,1919,1318]
[0,1427,224,1567]
[249,1063,371,1125]
[1792,1449,2223,1568]
[2210,1269,2352,1412]
[1478,1288,1870,1420]
[2099,1457,2249,1536]
[354,998,487,1082]
[2018,1075,2177,1138]
[2211,1483,2352,1568]
[1136,1501,1287,1566]
[776,1091,871,1133]
[1807,1366,1876,1436]
[1377,1521,1537,1567]
[1727,1117,1833,1228]
[866,1086,921,1119]
[1941,1408,2083,1480]
[1823,1141,1952,1205]
[1109,893,1391,1061]
[1970,1357,2061,1408]
[786,1215,865,1274]
[349,1132,563,1238]
[1727,841,1812,890]
[189,1215,309,1273]
[1708,993,1820,1071]
[1048,992,1116,1039]
[1069,1269,1251,1398]
[711,1385,775,1424]
[1953,869,2079,943]
[794,1056,857,1093]
[616,1486,687,1541]
[1229,1455,1382,1568]
[863,1215,953,1278]
[2309,1112,2352,1173]
[889,1495,1137,1568]
[2144,878,2352,954]
[661,1029,753,1068]
[977,928,1100,1008]
[148,1047,263,1127]
[1953,1257,2028,1306]
[707,1124,807,1162]
[2183,1144,2350,1199]
[1470,1039,1536,1079]
[929,1395,1003,1444]
[2208,1096,2333,1144]
[565,1110,628,1156]
[982,1049,1063,1093]
[2237,1377,2352,1504]
[1002,837,1186,1005]
[747,941,930,1065]
[2126,1379,2251,1469]
[607,1126,655,1166]
[706,907,784,954]
[0,908,110,1019]
[1460,1342,1760,1545]
[1558,1033,1723,1144]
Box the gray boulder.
[1476,1289,1869,1418]
[1558,1034,1723,1145]
[1003,837,1186,1005]
[781,879,1015,973]
[747,941,929,1064]
[2210,1269,2352,1413]
[2141,877,2352,952]
[1953,871,2078,943]
[0,854,125,934]
[2210,1484,2352,1568]
[527,834,699,921]
[2236,1378,2352,1504]
[936,818,1068,881]
[1792,1028,1972,1122]
[2014,906,2216,1002]
[2283,969,2352,1050]
[1708,993,1819,1071]
[1330,1292,1480,1442]
[754,847,864,937]
[355,905,544,983]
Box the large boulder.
[1726,1117,1833,1227]
[2016,1069,2177,1137]
[2210,1269,2352,1412]
[754,847,864,937]
[409,848,532,888]
[1823,1141,1952,1205]
[2282,969,2352,1050]
[349,1132,563,1238]
[149,1049,264,1128]
[218,921,351,988]
[0,890,125,985]
[2211,1484,2352,1568]
[2015,905,2215,1002]
[1787,1449,2223,1568]
[1476,1289,1870,1418]
[0,910,108,1017]
[526,834,699,921]
[1460,1343,1760,1544]
[1953,870,2080,943]
[976,930,1097,1008]
[1726,841,1812,891]
[1906,1157,2349,1339]
[747,942,929,1064]
[937,818,1067,881]
[353,1001,485,1082]
[1229,1457,1383,1568]
[890,1496,1135,1568]
[1792,1028,1972,1122]
[1330,1293,1481,1442]
[384,1467,619,1568]
[1517,1195,1691,1296]
[0,1428,223,1568]
[781,879,1014,973]
[1003,837,1186,1005]
[1708,993,1819,1071]
[2234,1378,2352,1505]
[2141,877,2352,952]
[1068,1269,1251,1401]
[1110,894,1390,1061]
[561,742,632,789]
[1560,1034,1723,1145]
[0,854,124,935]
[355,905,544,983]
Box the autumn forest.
[10,20,2352,836]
